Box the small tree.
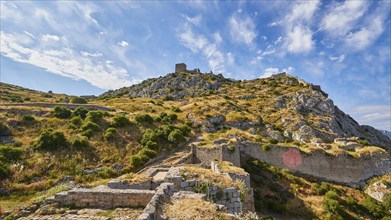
[71,97,88,104]
[168,129,185,144]
[52,106,72,119]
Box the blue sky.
[0,1,390,131]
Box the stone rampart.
[138,183,174,220]
[191,144,222,166]
[238,141,391,187]
[1,103,110,111]
[54,187,154,208]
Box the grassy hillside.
[1,73,390,219]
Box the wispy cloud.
[177,23,226,73]
[229,12,257,46]
[349,105,391,130]
[1,31,135,90]
[117,40,129,47]
[329,54,345,63]
[320,1,368,37]
[279,1,320,54]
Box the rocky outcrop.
[100,72,226,100]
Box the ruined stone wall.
[138,183,174,220]
[2,103,110,111]
[221,145,241,167]
[191,145,222,166]
[54,187,155,208]
[239,141,391,187]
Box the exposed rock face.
[101,72,226,100]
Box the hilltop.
[0,70,390,219]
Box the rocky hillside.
[1,72,390,219]
[101,72,390,151]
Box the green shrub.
[167,113,178,121]
[81,129,94,138]
[358,140,369,146]
[168,129,185,144]
[171,106,182,112]
[0,145,23,162]
[71,136,89,149]
[323,197,340,214]
[70,116,83,126]
[325,190,339,200]
[262,144,271,151]
[383,193,391,211]
[360,196,386,218]
[21,115,35,122]
[85,110,106,123]
[184,120,193,127]
[179,125,191,136]
[0,123,10,136]
[73,107,89,119]
[110,114,131,127]
[130,155,147,168]
[0,162,10,179]
[135,114,154,124]
[145,141,158,150]
[139,148,157,158]
[141,129,159,145]
[97,167,116,178]
[71,97,87,104]
[52,106,72,119]
[34,129,68,151]
[80,121,100,132]
[104,128,117,141]
[264,198,286,213]
[269,138,278,144]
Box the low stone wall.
[239,141,391,187]
[138,183,174,220]
[54,187,155,208]
[107,179,151,190]
[1,103,110,111]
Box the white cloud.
[41,34,61,42]
[213,32,222,45]
[344,15,385,51]
[321,1,368,36]
[260,66,294,78]
[81,51,103,57]
[117,40,129,47]
[183,14,202,26]
[177,24,225,73]
[349,105,391,130]
[1,31,134,90]
[279,1,319,54]
[287,0,320,24]
[23,31,36,39]
[226,52,234,65]
[229,13,257,46]
[285,26,314,54]
[329,54,345,62]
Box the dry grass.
[121,173,150,184]
[219,161,247,175]
[164,198,231,220]
[181,166,235,189]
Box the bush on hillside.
[80,121,101,132]
[34,129,68,151]
[0,123,10,136]
[0,145,23,162]
[360,196,386,218]
[171,106,182,113]
[139,148,157,158]
[0,162,10,179]
[73,107,89,119]
[145,141,158,150]
[85,110,106,123]
[168,129,185,144]
[71,136,89,149]
[70,116,83,126]
[262,144,271,151]
[21,114,36,122]
[141,129,159,145]
[52,106,72,119]
[269,138,278,144]
[179,125,191,136]
[135,114,154,124]
[71,97,88,104]
[104,128,117,141]
[110,114,131,127]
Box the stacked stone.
[138,183,175,220]
[54,188,155,208]
[107,179,151,190]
